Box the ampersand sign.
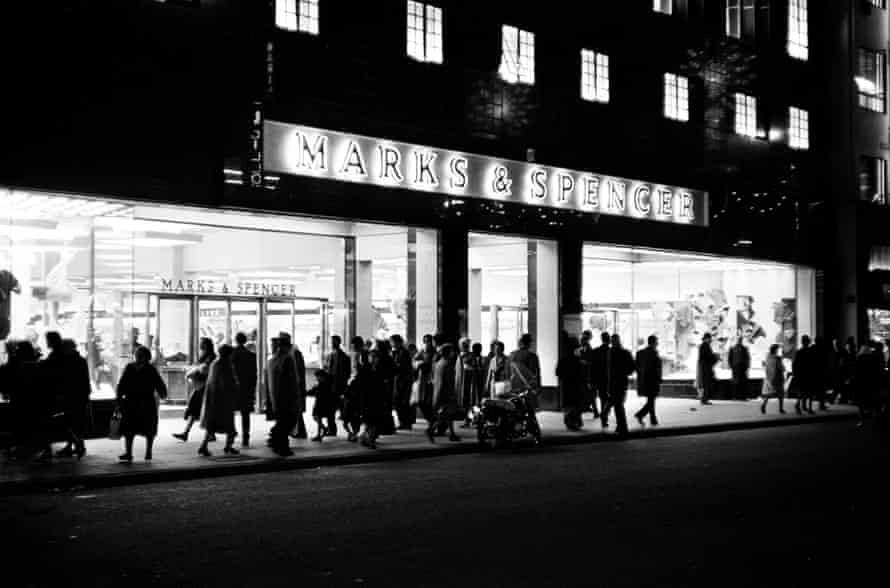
[492,166,513,196]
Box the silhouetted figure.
[390,334,414,430]
[607,334,635,435]
[728,337,751,400]
[360,342,394,448]
[342,336,367,442]
[634,335,662,426]
[472,342,487,401]
[174,337,215,442]
[310,369,335,442]
[198,344,239,457]
[117,346,168,462]
[265,336,298,456]
[576,330,599,419]
[324,335,350,437]
[559,332,583,431]
[287,334,308,440]
[456,337,478,427]
[39,331,67,461]
[591,332,611,426]
[413,334,437,425]
[0,340,47,459]
[232,332,257,448]
[51,339,90,459]
[836,338,857,404]
[696,333,717,405]
[427,343,460,443]
[760,344,786,413]
[793,335,816,414]
[485,340,508,397]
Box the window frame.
[787,0,808,60]
[734,92,757,138]
[275,0,319,35]
[857,48,887,113]
[652,0,673,15]
[860,156,888,205]
[663,73,690,122]
[407,1,444,64]
[580,49,610,104]
[726,0,741,38]
[788,106,809,150]
[499,24,535,85]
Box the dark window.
[860,156,888,204]
[857,48,887,112]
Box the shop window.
[859,156,888,204]
[581,244,815,383]
[653,0,672,15]
[787,0,808,60]
[664,73,689,122]
[581,49,609,104]
[468,233,558,387]
[734,92,757,137]
[275,0,319,35]
[788,106,809,150]
[499,25,535,85]
[857,48,886,112]
[866,0,886,8]
[407,1,443,64]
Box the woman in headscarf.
[117,346,168,462]
[198,344,240,456]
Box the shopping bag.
[108,407,123,440]
[410,380,421,405]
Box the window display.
[582,245,816,381]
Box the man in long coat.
[607,334,635,436]
[634,335,662,426]
[576,330,599,419]
[591,332,611,426]
[323,335,350,436]
[696,333,718,405]
[232,332,257,448]
[265,337,298,456]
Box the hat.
[278,332,292,342]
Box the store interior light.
[855,76,876,94]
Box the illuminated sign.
[263,121,708,226]
[159,278,301,297]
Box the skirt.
[184,387,205,420]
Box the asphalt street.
[3,421,888,588]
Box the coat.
[292,347,307,413]
[455,351,479,409]
[590,344,610,394]
[761,354,785,398]
[231,345,257,410]
[200,358,238,435]
[695,342,718,391]
[792,345,818,397]
[607,347,635,398]
[117,362,167,438]
[635,346,662,398]
[556,352,582,408]
[432,356,457,410]
[265,352,298,421]
[486,353,507,396]
[508,348,540,393]
[728,344,750,380]
[324,348,350,398]
[184,360,211,420]
[392,346,414,405]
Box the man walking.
[634,335,662,426]
[576,330,599,419]
[287,334,308,439]
[728,337,751,400]
[390,334,414,430]
[232,332,257,448]
[696,333,717,405]
[265,336,298,456]
[591,332,611,426]
[607,334,635,436]
[323,335,350,436]
[793,335,816,414]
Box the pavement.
[0,396,859,495]
[3,421,887,587]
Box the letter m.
[298,132,328,171]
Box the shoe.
[700,400,712,405]
[144,451,152,461]
[198,446,212,457]
[635,415,645,427]
[266,438,275,448]
[808,409,815,415]
[650,419,659,426]
[856,420,864,428]
[795,405,802,414]
[448,434,461,442]
[779,409,786,414]
[36,449,53,463]
[55,446,75,458]
[118,453,133,463]
[324,428,338,437]
[242,435,250,448]
[347,432,358,443]
[223,446,240,455]
[311,435,323,442]
[426,427,435,443]
[275,447,294,457]
[173,432,188,442]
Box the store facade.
[0,117,818,411]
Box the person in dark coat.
[472,342,487,401]
[558,332,584,431]
[232,332,257,448]
[0,340,48,460]
[116,346,168,462]
[286,334,308,439]
[39,331,66,459]
[812,336,831,411]
[455,337,478,427]
[508,334,543,443]
[198,344,239,457]
[310,369,335,442]
[793,335,816,414]
[342,336,367,442]
[265,336,298,456]
[360,343,394,448]
[427,343,460,442]
[51,339,91,459]
[323,335,350,437]
[607,334,635,435]
[591,332,611,426]
[696,333,717,405]
[576,330,599,419]
[634,335,662,426]
[390,334,414,430]
[728,337,751,401]
[413,334,437,425]
[174,337,215,442]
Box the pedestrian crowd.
[2,328,887,464]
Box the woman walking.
[760,344,786,414]
[174,337,215,442]
[427,343,460,443]
[198,344,239,456]
[116,346,168,462]
[486,341,508,397]
[342,336,368,442]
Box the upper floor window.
[789,107,809,150]
[857,49,887,112]
[581,50,609,103]
[653,0,672,15]
[407,1,443,64]
[499,25,535,85]
[734,93,757,137]
[866,0,886,8]
[664,73,689,122]
[276,0,319,35]
[726,0,741,38]
[860,156,888,204]
[787,0,808,60]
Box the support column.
[344,236,356,343]
[439,227,468,344]
[559,238,584,338]
[357,260,373,341]
[534,240,559,388]
[468,268,482,343]
[415,229,438,343]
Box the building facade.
[1,0,836,409]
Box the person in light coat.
[760,344,786,414]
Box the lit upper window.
[653,0,672,15]
[857,49,887,112]
[789,107,809,150]
[734,93,757,137]
[787,0,808,60]
[726,0,740,38]
[664,73,689,122]
[276,0,319,35]
[866,0,886,8]
[581,50,609,103]
[407,1,443,64]
[499,25,535,85]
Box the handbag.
[108,406,123,440]
[493,380,511,396]
[410,379,421,405]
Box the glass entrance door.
[197,298,229,347]
[155,297,194,403]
